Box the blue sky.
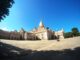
[0,0,80,32]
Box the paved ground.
[0,36,80,51]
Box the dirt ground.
[0,36,80,51]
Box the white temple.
[0,21,64,40]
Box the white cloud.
[1,27,9,31]
[0,27,13,31]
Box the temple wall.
[10,32,21,40]
[0,30,10,39]
[35,31,48,40]
[55,30,64,39]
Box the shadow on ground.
[0,42,32,60]
[0,42,80,60]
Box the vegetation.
[64,27,80,38]
[64,32,73,38]
[0,0,14,21]
[72,28,80,36]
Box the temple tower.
[39,20,44,28]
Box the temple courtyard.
[0,36,80,51]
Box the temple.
[0,21,64,40]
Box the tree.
[46,27,49,30]
[64,32,73,38]
[0,0,14,21]
[72,27,79,37]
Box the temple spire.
[39,20,44,28]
